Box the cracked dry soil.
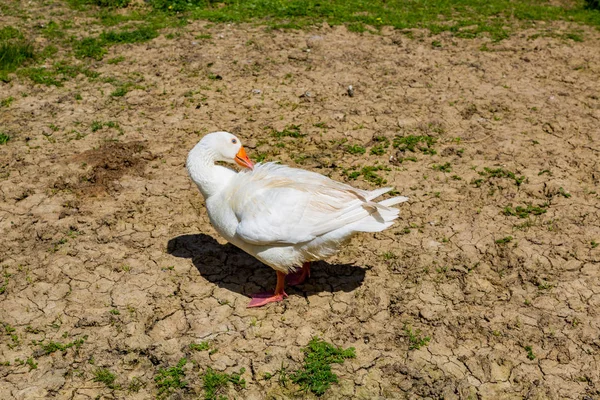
[1,14,600,400]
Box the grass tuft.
[0,40,35,73]
[290,337,355,396]
[393,135,437,155]
[155,358,188,398]
[93,367,118,389]
[345,144,366,155]
[202,367,246,400]
[495,236,513,244]
[0,133,10,145]
[75,26,158,60]
[189,341,210,351]
[404,324,431,350]
[271,124,305,139]
[503,203,548,218]
[38,337,86,354]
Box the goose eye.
[231,138,237,144]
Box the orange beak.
[235,147,254,170]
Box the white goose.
[186,131,408,307]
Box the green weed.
[0,133,9,145]
[41,21,65,39]
[0,275,8,294]
[0,40,35,73]
[93,367,118,389]
[495,236,513,244]
[346,144,366,155]
[202,367,246,400]
[73,37,106,60]
[26,357,38,370]
[92,0,132,8]
[91,120,120,132]
[290,337,355,396]
[361,165,389,185]
[127,376,144,392]
[17,61,98,86]
[479,167,526,186]
[271,124,305,139]
[107,55,125,64]
[110,86,128,97]
[370,136,390,155]
[155,358,188,398]
[75,26,158,60]
[2,322,19,347]
[101,26,159,44]
[393,135,437,155]
[558,187,571,198]
[524,345,536,360]
[1,96,14,107]
[0,26,23,41]
[38,337,86,355]
[404,324,431,350]
[189,341,210,351]
[503,203,548,218]
[432,162,452,172]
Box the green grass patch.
[68,0,131,9]
[495,236,513,244]
[345,165,390,185]
[110,86,129,97]
[38,337,86,355]
[155,358,188,398]
[475,167,526,187]
[91,120,120,132]
[370,136,390,155]
[101,26,159,44]
[432,162,452,172]
[289,337,355,396]
[74,26,159,60]
[73,37,106,60]
[93,367,118,389]
[271,124,305,139]
[189,341,210,351]
[41,21,65,39]
[0,274,9,291]
[202,367,246,400]
[17,61,99,86]
[159,0,600,40]
[503,203,548,218]
[404,324,431,350]
[0,27,23,40]
[1,97,14,107]
[393,135,437,155]
[558,187,571,198]
[0,40,35,73]
[345,144,366,155]
[106,55,125,64]
[524,345,536,360]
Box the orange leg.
[287,262,311,286]
[247,271,288,308]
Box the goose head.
[194,131,254,170]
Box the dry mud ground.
[1,9,600,400]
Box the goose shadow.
[167,234,366,298]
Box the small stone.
[251,89,262,95]
[347,85,354,97]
